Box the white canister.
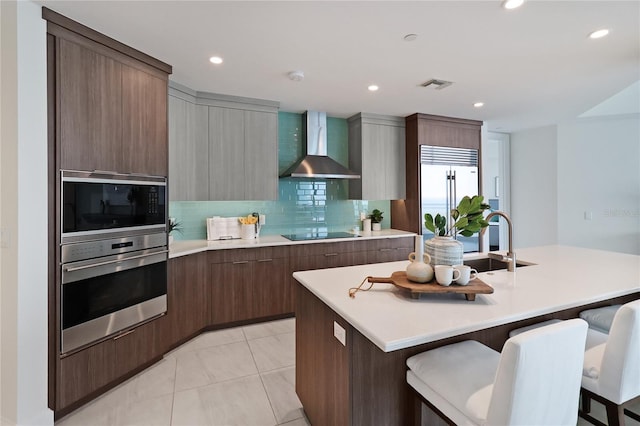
[362,218,372,233]
[241,224,255,239]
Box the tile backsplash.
[170,112,390,240]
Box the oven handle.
[63,250,168,273]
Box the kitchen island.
[293,245,640,425]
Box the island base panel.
[296,285,350,425]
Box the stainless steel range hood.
[279,111,360,179]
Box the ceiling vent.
[421,79,453,90]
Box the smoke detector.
[421,79,453,90]
[288,70,305,82]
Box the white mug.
[453,265,478,285]
[434,265,461,286]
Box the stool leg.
[605,402,625,426]
[582,391,592,414]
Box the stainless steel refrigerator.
[420,145,480,252]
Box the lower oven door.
[61,247,168,354]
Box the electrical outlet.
[333,321,346,346]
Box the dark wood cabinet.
[392,114,482,234]
[165,253,208,348]
[113,319,164,378]
[210,260,254,324]
[57,338,116,410]
[122,64,168,176]
[253,256,291,318]
[209,246,292,325]
[370,238,414,263]
[58,37,122,172]
[56,317,164,414]
[48,13,171,176]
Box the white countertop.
[169,229,416,258]
[293,245,640,352]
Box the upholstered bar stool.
[580,304,622,334]
[579,300,640,426]
[406,319,588,425]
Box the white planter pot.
[372,222,382,231]
[424,236,464,266]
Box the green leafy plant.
[370,209,384,224]
[424,195,490,237]
[168,218,182,235]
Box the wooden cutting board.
[366,271,494,301]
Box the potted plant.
[168,217,182,244]
[423,195,490,265]
[370,209,384,231]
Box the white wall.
[1,1,52,425]
[510,125,559,248]
[1,1,20,424]
[16,1,52,424]
[510,114,640,255]
[557,115,640,254]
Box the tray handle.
[349,276,395,298]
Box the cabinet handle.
[232,260,249,265]
[379,248,392,252]
[324,253,338,257]
[257,258,273,263]
[113,329,136,341]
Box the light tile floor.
[56,316,640,426]
[56,318,310,426]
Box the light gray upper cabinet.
[348,113,406,200]
[168,82,279,201]
[208,106,245,200]
[168,88,209,201]
[243,110,278,200]
[208,107,278,200]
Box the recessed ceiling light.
[209,56,223,65]
[502,0,524,9]
[403,34,418,42]
[589,29,610,39]
[368,85,379,92]
[473,102,484,108]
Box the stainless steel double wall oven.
[60,170,168,354]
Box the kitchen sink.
[464,257,534,272]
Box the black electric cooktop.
[281,231,360,241]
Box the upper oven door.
[61,170,167,243]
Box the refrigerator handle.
[445,170,451,234]
[452,170,457,235]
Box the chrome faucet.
[480,211,516,272]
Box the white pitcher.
[406,235,434,283]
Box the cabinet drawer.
[370,237,413,250]
[208,248,255,264]
[289,240,367,257]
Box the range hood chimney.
[279,111,361,179]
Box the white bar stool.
[579,300,640,426]
[580,304,622,334]
[406,319,588,425]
